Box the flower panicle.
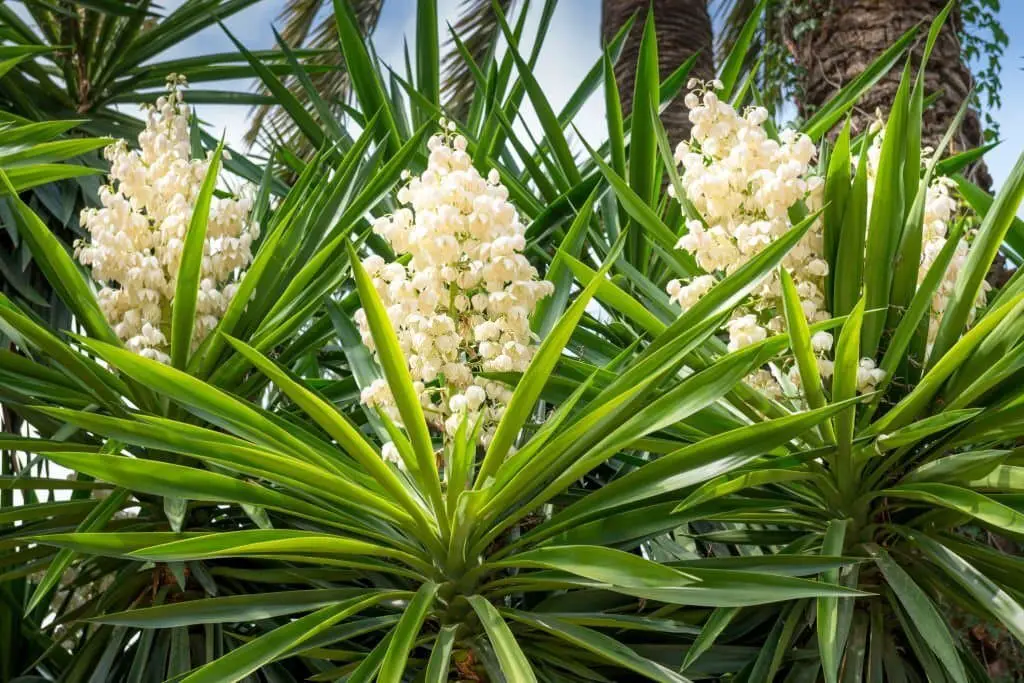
[76,75,258,363]
[356,123,553,452]
[666,82,984,399]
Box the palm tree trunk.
[791,0,1010,286]
[793,0,984,177]
[601,0,715,145]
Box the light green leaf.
[26,487,128,612]
[871,546,968,683]
[877,409,984,451]
[801,26,917,140]
[378,582,439,683]
[882,482,1024,535]
[674,469,814,514]
[861,62,911,358]
[504,610,690,683]
[906,530,1024,644]
[182,595,391,683]
[930,149,1024,367]
[424,624,457,683]
[348,243,446,519]
[491,546,697,588]
[905,449,1007,485]
[171,140,223,369]
[90,589,376,627]
[874,291,1024,432]
[0,170,118,345]
[716,0,765,100]
[477,236,623,486]
[681,606,738,672]
[467,596,537,682]
[819,519,849,683]
[222,335,438,542]
[780,266,833,440]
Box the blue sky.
[970,1,1023,188]
[125,1,1024,187]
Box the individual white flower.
[381,442,405,470]
[726,314,768,352]
[76,75,257,363]
[357,126,552,445]
[856,358,886,393]
[811,331,833,354]
[449,393,468,413]
[666,273,716,310]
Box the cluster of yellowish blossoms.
[863,131,988,349]
[669,80,830,348]
[76,75,257,363]
[357,122,552,461]
[669,80,979,400]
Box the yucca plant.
[0,0,330,336]
[539,8,1024,681]
[0,7,883,680]
[8,232,877,682]
[0,85,446,678]
[0,72,870,680]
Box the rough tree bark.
[788,0,1011,286]
[601,0,715,146]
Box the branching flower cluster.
[863,132,988,349]
[668,80,829,349]
[668,80,842,396]
[76,75,257,363]
[357,123,552,454]
[670,84,988,401]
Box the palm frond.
[278,0,328,48]
[440,0,515,122]
[245,0,383,147]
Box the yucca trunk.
[601,0,714,145]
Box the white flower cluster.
[356,123,553,448]
[76,75,257,362]
[668,80,892,400]
[750,330,883,399]
[864,132,988,349]
[667,94,995,403]
[668,80,829,354]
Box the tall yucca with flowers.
[0,71,484,678]
[3,121,868,682]
[0,8,879,670]
[576,5,1024,679]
